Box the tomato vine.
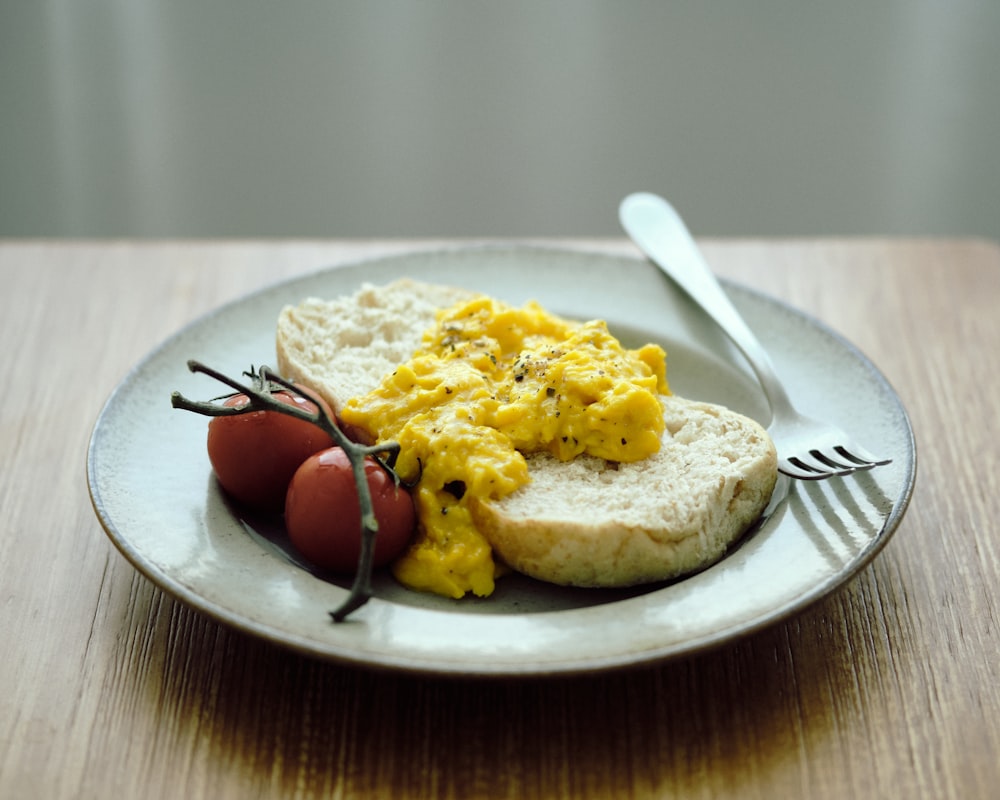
[171,359,403,622]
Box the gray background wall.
[2,1,997,240]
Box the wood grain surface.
[1,238,997,799]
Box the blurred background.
[2,0,998,240]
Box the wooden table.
[2,238,998,799]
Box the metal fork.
[619,192,891,480]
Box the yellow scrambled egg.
[340,293,669,599]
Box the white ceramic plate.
[87,245,915,676]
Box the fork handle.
[619,192,794,417]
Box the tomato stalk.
[171,359,403,622]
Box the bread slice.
[472,396,777,587]
[276,278,777,589]
[276,278,477,415]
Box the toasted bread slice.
[472,396,777,587]
[276,278,777,589]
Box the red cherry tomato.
[285,447,415,572]
[207,388,335,512]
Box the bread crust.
[276,279,777,589]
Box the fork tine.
[779,443,892,480]
[802,450,858,473]
[810,449,864,471]
[780,456,856,480]
[778,463,820,480]
[780,463,837,480]
[833,445,892,468]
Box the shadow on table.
[116,559,914,798]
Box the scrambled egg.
[340,293,669,599]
